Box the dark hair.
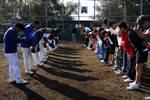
[15,23,25,30]
[103,18,108,25]
[101,30,109,36]
[118,21,128,29]
[32,19,40,25]
[109,21,116,27]
[136,15,150,25]
[91,22,97,27]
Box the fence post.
[13,0,17,23]
[45,0,48,27]
[140,0,143,15]
[61,0,64,32]
[123,0,127,21]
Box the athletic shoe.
[111,65,117,70]
[40,62,44,66]
[37,62,44,67]
[107,62,114,66]
[122,75,128,79]
[45,56,48,59]
[129,82,140,86]
[144,96,150,100]
[87,47,91,50]
[41,58,47,62]
[100,60,104,63]
[114,69,122,75]
[124,78,133,83]
[16,79,28,84]
[8,78,15,83]
[127,83,140,91]
[25,70,34,75]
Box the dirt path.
[0,42,150,100]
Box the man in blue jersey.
[4,23,28,84]
[21,20,43,75]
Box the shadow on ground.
[140,66,150,94]
[30,72,106,100]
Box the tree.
[96,0,150,25]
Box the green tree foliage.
[96,0,150,24]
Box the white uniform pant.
[5,53,22,80]
[22,48,31,72]
[39,40,47,61]
[31,52,41,65]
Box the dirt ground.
[0,42,150,100]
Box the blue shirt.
[21,24,35,48]
[3,27,24,53]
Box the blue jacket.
[21,24,35,48]
[4,27,25,53]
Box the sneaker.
[114,70,122,75]
[111,66,117,70]
[124,78,133,83]
[87,47,91,50]
[8,78,15,83]
[16,79,28,84]
[127,83,140,91]
[107,62,114,66]
[37,62,44,67]
[122,75,128,79]
[25,70,34,75]
[40,62,44,66]
[41,58,47,62]
[45,56,48,59]
[100,60,104,63]
[144,96,150,100]
[129,82,140,86]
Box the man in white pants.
[38,33,48,62]
[4,23,27,84]
[21,20,43,75]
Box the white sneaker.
[122,75,128,79]
[114,70,122,75]
[100,60,104,63]
[41,58,47,62]
[127,83,140,91]
[25,70,34,75]
[129,82,140,86]
[8,78,15,83]
[16,79,28,84]
[87,47,91,50]
[111,66,117,70]
[144,96,150,100]
[40,62,44,66]
[124,78,133,83]
[45,56,48,59]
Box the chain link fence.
[0,0,150,42]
